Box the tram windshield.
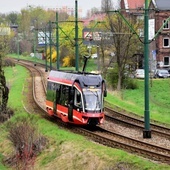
[83,88,102,112]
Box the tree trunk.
[117,70,122,91]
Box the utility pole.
[56,12,60,70]
[107,0,170,139]
[75,0,79,71]
[143,0,151,138]
[34,28,37,66]
[49,20,52,70]
[44,26,48,72]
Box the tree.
[6,12,19,25]
[58,16,87,67]
[0,26,14,121]
[108,14,143,90]
[101,0,113,12]
[101,0,143,90]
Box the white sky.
[0,0,119,17]
[0,0,100,17]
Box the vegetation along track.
[12,58,170,165]
[11,58,48,113]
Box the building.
[82,13,106,27]
[120,0,145,39]
[149,0,170,69]
[45,6,82,17]
[120,0,145,19]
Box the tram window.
[47,82,57,101]
[51,83,55,90]
[47,82,57,91]
[74,90,82,107]
[59,85,70,106]
[47,82,52,90]
[55,84,60,102]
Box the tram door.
[68,86,73,121]
[53,84,60,115]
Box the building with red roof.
[120,0,145,17]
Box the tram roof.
[48,70,103,87]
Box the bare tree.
[101,0,113,12]
[101,13,142,90]
[100,0,143,90]
[7,117,47,169]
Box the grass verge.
[105,79,170,126]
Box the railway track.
[105,106,170,139]
[12,58,170,165]
[79,126,170,164]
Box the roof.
[152,0,170,10]
[82,13,106,26]
[124,0,144,9]
[48,70,103,87]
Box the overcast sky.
[0,0,119,17]
[0,0,101,17]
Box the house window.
[164,56,170,65]
[163,19,169,29]
[163,38,170,47]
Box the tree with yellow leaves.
[46,46,57,63]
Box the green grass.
[5,65,28,110]
[105,79,170,126]
[0,55,170,169]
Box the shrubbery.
[106,66,138,90]
[6,116,47,169]
[62,55,75,67]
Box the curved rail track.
[11,58,170,165]
[105,107,170,139]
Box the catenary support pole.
[56,12,60,70]
[143,0,151,138]
[49,20,52,70]
[75,0,79,71]
[45,26,48,72]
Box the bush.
[6,116,47,169]
[22,52,29,56]
[62,56,75,67]
[106,67,119,89]
[106,66,138,90]
[123,78,138,89]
